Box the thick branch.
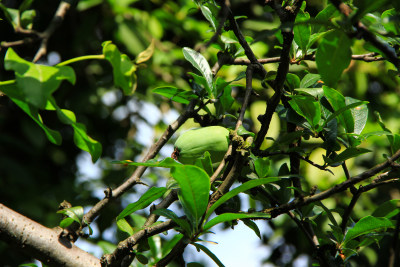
[0,204,100,267]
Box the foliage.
[0,0,400,266]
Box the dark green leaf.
[372,199,400,218]
[136,253,149,265]
[117,187,167,220]
[192,243,225,267]
[153,86,198,104]
[352,0,389,22]
[288,95,321,130]
[0,83,62,145]
[152,209,192,235]
[316,30,352,87]
[285,73,301,91]
[242,219,261,239]
[326,147,371,165]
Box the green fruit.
[173,126,230,165]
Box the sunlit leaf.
[117,187,167,220]
[316,30,351,87]
[5,48,75,109]
[182,47,214,98]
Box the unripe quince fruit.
[172,126,230,165]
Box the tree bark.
[0,204,100,267]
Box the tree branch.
[81,100,197,230]
[0,204,100,267]
[263,148,400,217]
[329,0,400,69]
[101,220,177,266]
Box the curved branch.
[0,204,100,267]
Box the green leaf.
[171,165,211,227]
[372,199,400,218]
[346,97,368,135]
[295,88,324,99]
[153,86,198,104]
[316,30,351,87]
[323,86,354,134]
[285,73,301,91]
[326,147,371,165]
[294,9,311,56]
[203,212,270,231]
[192,243,225,267]
[200,5,217,31]
[161,234,183,257]
[20,9,36,29]
[376,112,400,154]
[382,9,400,35]
[242,219,261,239]
[112,157,182,168]
[19,0,33,12]
[219,85,234,112]
[195,151,214,177]
[0,83,62,145]
[343,216,395,245]
[136,39,155,64]
[353,0,390,22]
[253,157,270,178]
[59,217,75,228]
[54,102,102,162]
[117,187,167,220]
[152,209,192,235]
[57,206,84,226]
[299,74,322,88]
[288,95,321,130]
[102,41,137,95]
[206,178,280,220]
[182,47,214,98]
[136,253,149,265]
[116,217,134,236]
[4,48,75,109]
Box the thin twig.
[81,100,197,229]
[263,148,400,217]
[329,0,400,68]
